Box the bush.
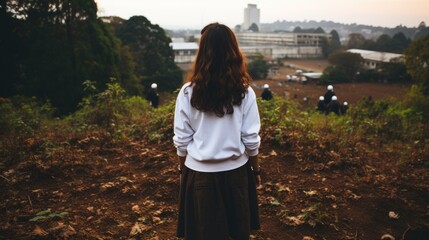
[0,96,55,136]
[321,66,352,84]
[348,97,424,141]
[69,80,151,128]
[404,85,429,120]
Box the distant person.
[261,84,273,100]
[323,85,336,105]
[316,96,326,113]
[173,23,261,240]
[301,76,308,85]
[341,102,349,115]
[146,83,160,108]
[327,95,341,115]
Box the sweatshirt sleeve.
[241,87,261,156]
[173,85,194,157]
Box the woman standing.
[173,23,261,240]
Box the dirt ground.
[1,130,428,239]
[1,60,428,240]
[254,59,411,109]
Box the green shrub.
[404,85,429,120]
[0,96,54,136]
[348,97,424,141]
[69,80,151,131]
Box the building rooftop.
[169,42,199,50]
[347,49,403,62]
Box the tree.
[321,66,351,84]
[322,30,342,58]
[247,53,269,80]
[248,23,259,32]
[234,24,241,32]
[414,22,429,39]
[391,32,410,53]
[0,0,129,114]
[378,61,408,82]
[328,51,364,79]
[115,16,182,92]
[405,35,429,95]
[375,34,392,51]
[330,30,341,51]
[0,0,23,97]
[347,33,366,49]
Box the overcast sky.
[95,0,428,30]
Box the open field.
[253,81,411,108]
[254,59,412,108]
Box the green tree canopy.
[322,29,342,57]
[247,53,269,80]
[115,16,182,92]
[405,35,429,95]
[328,51,364,78]
[248,23,259,32]
[0,0,136,114]
[347,33,366,49]
[321,66,351,84]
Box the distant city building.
[243,4,260,31]
[236,32,331,59]
[169,42,198,63]
[347,49,404,69]
[171,37,185,43]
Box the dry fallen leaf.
[152,216,162,224]
[129,222,142,236]
[303,237,315,240]
[270,150,278,156]
[33,225,48,236]
[131,205,141,214]
[61,225,76,238]
[381,233,395,240]
[286,216,304,226]
[388,211,399,219]
[304,190,317,196]
[129,222,150,236]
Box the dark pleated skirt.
[177,161,260,240]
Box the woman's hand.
[249,155,261,187]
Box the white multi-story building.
[243,4,260,31]
[236,32,331,59]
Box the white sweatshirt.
[173,82,261,172]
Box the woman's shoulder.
[245,85,256,98]
[178,82,193,97]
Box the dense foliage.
[114,16,182,93]
[0,0,181,115]
[322,30,342,58]
[321,52,362,83]
[247,54,269,80]
[405,35,429,95]
[1,81,427,166]
[347,32,411,53]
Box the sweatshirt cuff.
[177,149,188,157]
[246,148,259,156]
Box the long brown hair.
[189,23,251,117]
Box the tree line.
[0,0,181,115]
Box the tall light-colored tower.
[243,4,260,31]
